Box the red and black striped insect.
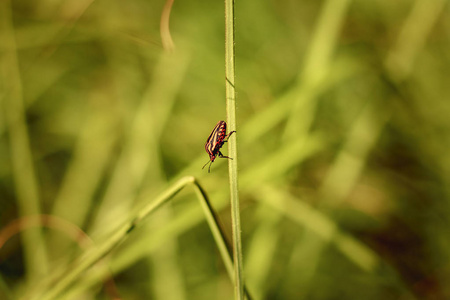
[202,120,236,173]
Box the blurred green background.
[1,0,450,299]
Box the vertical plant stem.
[224,0,244,299]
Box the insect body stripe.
[205,121,226,155]
[202,120,234,172]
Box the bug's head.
[209,154,216,162]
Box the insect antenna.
[202,160,212,173]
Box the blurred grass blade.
[29,176,251,300]
[49,98,119,255]
[283,0,351,141]
[319,98,392,207]
[160,0,175,52]
[385,0,448,81]
[89,51,190,237]
[29,176,195,300]
[254,185,379,272]
[254,185,418,299]
[0,0,49,281]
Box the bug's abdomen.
[205,121,227,159]
[202,120,235,172]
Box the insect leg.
[223,130,236,142]
[218,151,233,160]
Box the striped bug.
[202,120,236,173]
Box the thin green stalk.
[29,176,251,300]
[28,176,194,300]
[194,181,252,300]
[224,0,244,299]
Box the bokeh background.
[1,0,450,299]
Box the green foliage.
[1,0,450,299]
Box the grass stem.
[224,0,244,299]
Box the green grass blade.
[225,0,245,299]
[29,176,252,300]
[0,0,49,281]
